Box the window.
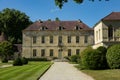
[99,29,100,40]
[41,36,45,43]
[58,36,62,43]
[41,49,45,57]
[68,36,71,43]
[68,49,71,56]
[84,35,88,43]
[76,49,80,55]
[59,26,64,30]
[50,36,53,43]
[41,27,47,30]
[76,26,79,30]
[76,36,79,43]
[33,36,37,44]
[33,49,37,57]
[108,26,113,38]
[50,49,53,56]
[96,31,98,41]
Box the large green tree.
[0,41,15,63]
[0,8,32,43]
[55,0,109,8]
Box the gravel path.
[39,62,94,80]
[0,64,12,68]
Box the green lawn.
[82,69,120,80]
[0,62,52,80]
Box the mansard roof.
[102,12,120,21]
[24,20,92,31]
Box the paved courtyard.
[39,62,94,80]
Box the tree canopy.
[0,8,32,43]
[0,41,15,62]
[55,0,109,9]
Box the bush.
[106,44,120,69]
[21,57,28,65]
[13,58,23,66]
[27,58,48,61]
[81,47,108,70]
[97,46,107,54]
[2,57,8,63]
[97,46,108,69]
[64,56,70,61]
[70,55,80,63]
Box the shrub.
[106,44,120,69]
[13,58,23,66]
[81,47,108,70]
[70,55,80,63]
[27,58,48,61]
[97,46,107,54]
[2,57,8,63]
[64,56,70,61]
[97,46,108,69]
[21,57,28,65]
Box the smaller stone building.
[22,20,93,59]
[93,12,120,49]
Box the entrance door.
[58,49,62,59]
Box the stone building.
[93,12,120,49]
[22,20,93,59]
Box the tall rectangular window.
[76,36,79,43]
[41,36,45,43]
[41,49,45,57]
[96,31,98,41]
[33,36,37,44]
[84,35,88,43]
[68,36,71,43]
[76,49,80,55]
[68,49,71,56]
[33,49,37,57]
[108,26,113,38]
[50,49,53,56]
[99,29,101,40]
[58,36,62,43]
[50,36,53,43]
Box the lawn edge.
[37,62,53,80]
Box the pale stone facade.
[93,12,120,49]
[22,21,93,59]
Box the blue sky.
[0,0,120,27]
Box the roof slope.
[24,21,92,31]
[102,12,120,21]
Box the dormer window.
[40,26,47,30]
[58,26,64,30]
[75,26,82,30]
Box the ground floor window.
[76,49,80,55]
[41,49,45,57]
[33,49,37,57]
[50,49,53,56]
[68,49,71,56]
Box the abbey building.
[22,12,120,59]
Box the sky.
[0,0,120,27]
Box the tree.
[0,8,32,43]
[55,17,60,21]
[55,0,109,9]
[0,41,15,63]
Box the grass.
[75,65,120,80]
[82,69,120,80]
[0,62,52,80]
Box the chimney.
[78,19,82,23]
